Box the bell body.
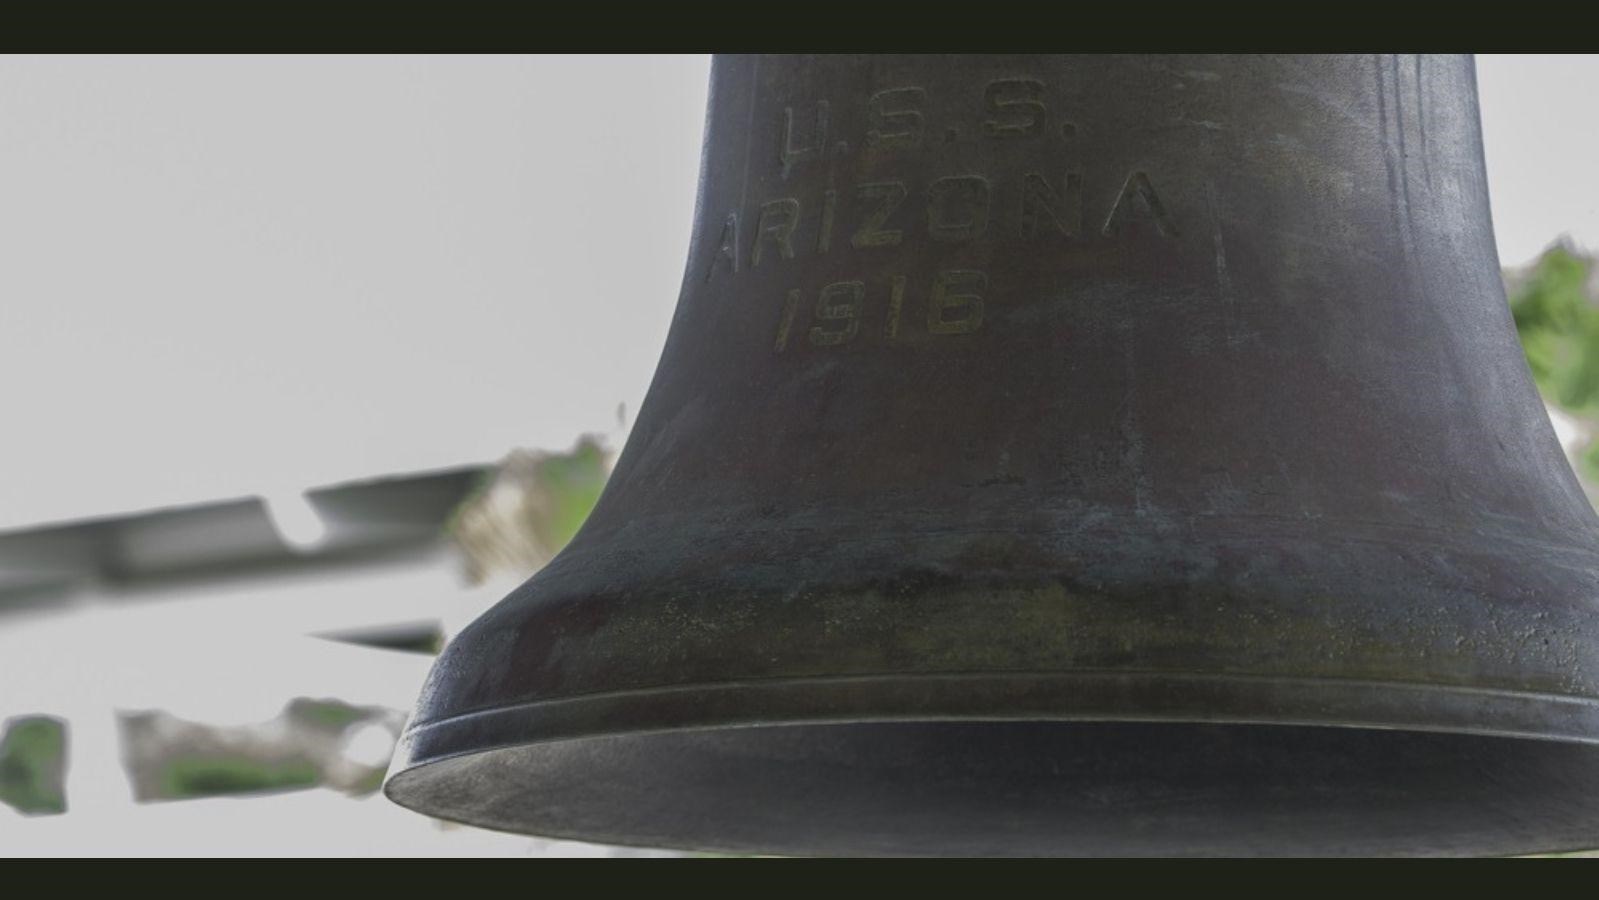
[387,55,1599,855]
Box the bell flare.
[388,513,1599,854]
[388,54,1599,856]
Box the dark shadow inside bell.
[384,721,1599,856]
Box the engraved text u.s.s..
[700,77,1179,352]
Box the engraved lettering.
[984,79,1046,138]
[1102,171,1177,238]
[817,189,837,254]
[781,101,830,180]
[1020,172,1083,238]
[752,198,801,266]
[851,181,907,249]
[706,212,740,281]
[867,87,926,150]
[774,288,801,353]
[809,281,865,346]
[928,270,986,335]
[926,175,991,243]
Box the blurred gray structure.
[0,466,485,635]
[0,467,487,840]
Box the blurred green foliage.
[158,756,320,799]
[290,698,367,732]
[1508,245,1599,486]
[1510,245,1599,414]
[447,437,614,584]
[1582,440,1599,486]
[535,438,611,552]
[128,699,393,802]
[0,716,68,815]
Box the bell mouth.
[386,686,1599,856]
[386,719,1599,856]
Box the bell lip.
[380,736,1599,860]
[382,677,1599,856]
[386,669,1599,822]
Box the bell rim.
[387,669,1599,852]
[383,710,1599,856]
[391,669,1599,770]
[387,670,1599,857]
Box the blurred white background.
[0,55,711,531]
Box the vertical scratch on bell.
[1416,55,1431,187]
[1120,337,1152,519]
[1209,181,1242,348]
[1392,55,1417,271]
[737,56,761,236]
[1375,54,1417,278]
[1208,182,1233,305]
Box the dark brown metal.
[386,54,1599,856]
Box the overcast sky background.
[0,54,1592,532]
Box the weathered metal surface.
[387,54,1599,856]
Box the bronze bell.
[385,54,1599,856]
